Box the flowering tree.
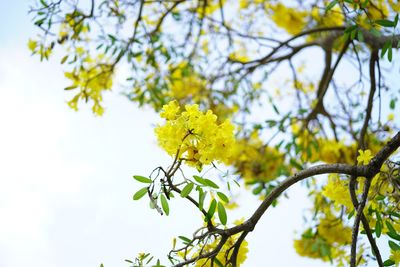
[29,0,400,266]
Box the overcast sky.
[0,2,355,267]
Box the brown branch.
[225,131,400,236]
[350,178,372,267]
[188,0,207,60]
[173,235,228,267]
[228,231,248,267]
[151,0,185,35]
[349,178,384,267]
[171,131,400,266]
[359,50,378,149]
[305,39,350,124]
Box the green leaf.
[386,221,400,241]
[388,232,400,241]
[146,256,154,264]
[388,46,393,62]
[389,240,400,251]
[361,0,369,8]
[108,34,117,43]
[375,19,395,27]
[320,243,331,258]
[217,192,229,203]
[60,55,68,64]
[217,202,227,225]
[178,236,191,243]
[357,30,364,42]
[311,242,319,253]
[391,212,400,218]
[272,103,280,114]
[133,175,152,183]
[381,40,391,58]
[290,158,303,170]
[193,175,206,185]
[370,28,382,37]
[390,99,396,110]
[375,219,382,237]
[180,183,194,198]
[252,185,264,195]
[160,194,169,215]
[302,228,314,239]
[133,187,148,200]
[100,264,104,267]
[34,18,46,26]
[386,221,399,235]
[153,259,165,267]
[383,259,395,266]
[204,179,219,189]
[206,199,217,220]
[350,29,357,40]
[64,85,78,90]
[375,195,386,201]
[199,191,207,210]
[326,0,338,11]
[348,209,355,219]
[375,211,382,237]
[213,258,224,267]
[345,25,358,33]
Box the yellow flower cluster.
[155,101,235,169]
[322,174,353,209]
[65,55,114,116]
[317,217,352,245]
[293,238,323,260]
[388,0,400,12]
[311,6,344,27]
[292,123,384,165]
[168,62,206,100]
[27,39,38,52]
[294,235,353,266]
[228,50,250,63]
[267,3,308,35]
[225,131,284,182]
[357,0,390,29]
[195,234,249,267]
[366,0,390,20]
[294,224,352,265]
[390,250,400,265]
[357,149,373,165]
[195,0,226,17]
[27,39,52,60]
[209,102,239,122]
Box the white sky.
[0,2,342,267]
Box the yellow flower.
[293,238,322,259]
[168,61,205,100]
[357,149,373,165]
[160,100,180,120]
[195,233,248,266]
[225,132,284,182]
[155,101,235,169]
[390,249,400,265]
[318,217,352,245]
[228,51,249,63]
[64,54,114,115]
[322,174,353,209]
[268,3,308,35]
[27,39,38,52]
